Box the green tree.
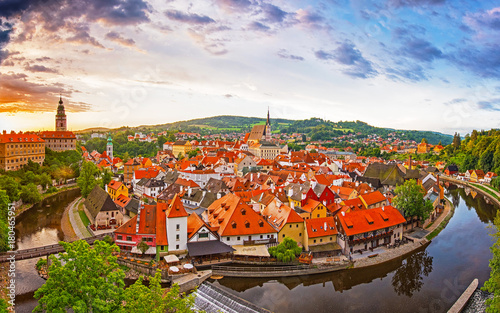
[268,237,302,262]
[100,169,113,189]
[452,132,461,151]
[484,212,500,312]
[121,270,196,313]
[0,176,20,202]
[137,239,150,256]
[38,173,53,190]
[77,161,99,198]
[421,138,428,144]
[392,179,434,229]
[21,171,37,185]
[34,240,125,313]
[0,190,10,252]
[19,183,42,204]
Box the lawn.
[78,209,91,227]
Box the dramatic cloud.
[399,38,443,62]
[315,42,377,79]
[24,64,60,74]
[261,4,288,23]
[248,21,270,32]
[451,44,500,78]
[465,7,500,31]
[105,31,136,47]
[277,49,304,61]
[0,72,91,113]
[164,10,215,24]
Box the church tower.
[55,96,67,131]
[265,107,271,141]
[106,133,113,160]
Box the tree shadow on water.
[391,250,433,297]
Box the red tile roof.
[39,131,76,139]
[108,180,124,191]
[305,217,337,238]
[204,193,276,237]
[359,191,387,206]
[166,194,189,218]
[0,131,44,143]
[336,206,406,237]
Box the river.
[14,186,498,312]
[213,186,498,313]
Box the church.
[246,109,272,145]
[38,97,77,152]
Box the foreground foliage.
[33,240,200,313]
[392,180,434,225]
[484,212,500,312]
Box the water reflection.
[391,250,433,297]
[15,188,80,250]
[446,188,497,223]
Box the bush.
[45,186,58,194]
[36,258,47,270]
[268,238,302,262]
[103,235,114,245]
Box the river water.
[14,186,498,313]
[213,186,498,313]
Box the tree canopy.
[484,212,500,312]
[34,240,125,313]
[392,179,434,223]
[77,161,99,198]
[268,237,302,262]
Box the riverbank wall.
[440,176,500,208]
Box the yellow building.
[172,140,192,158]
[262,202,305,247]
[299,199,328,220]
[304,216,338,253]
[107,180,129,201]
[124,158,141,183]
[39,131,77,152]
[0,131,45,171]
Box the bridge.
[0,233,112,263]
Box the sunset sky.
[0,0,499,135]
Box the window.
[227,237,230,241]
[117,235,123,240]
[176,234,180,241]
[314,239,316,243]
[296,224,299,228]
[126,236,132,241]
[260,235,263,239]
[289,224,292,228]
[317,214,320,218]
[176,245,179,250]
[320,239,323,242]
[199,232,209,238]
[299,233,302,237]
[176,224,180,231]
[282,234,285,238]
[237,236,240,241]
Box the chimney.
[323,200,327,206]
[288,188,293,197]
[217,192,221,199]
[436,174,440,186]
[301,192,306,200]
[324,222,327,232]
[382,206,385,211]
[409,155,412,170]
[291,201,295,209]
[341,211,345,216]
[2,130,5,134]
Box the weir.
[194,282,271,313]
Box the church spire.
[267,107,270,125]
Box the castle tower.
[265,107,271,141]
[55,96,67,131]
[106,133,113,160]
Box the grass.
[78,209,91,227]
[426,199,455,241]
[470,183,500,202]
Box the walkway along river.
[13,185,498,312]
[212,186,498,313]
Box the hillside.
[80,115,452,145]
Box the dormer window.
[245,220,250,228]
[241,208,246,215]
[258,220,264,227]
[231,221,237,229]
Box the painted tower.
[106,133,113,160]
[265,107,271,141]
[55,96,67,131]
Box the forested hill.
[124,116,452,145]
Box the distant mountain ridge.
[78,115,453,145]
